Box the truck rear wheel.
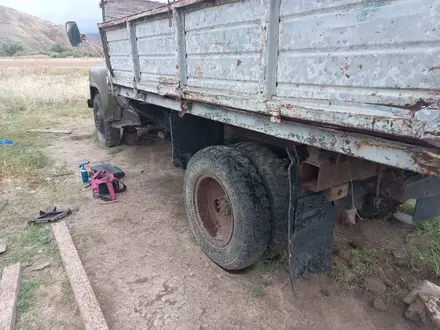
[233,142,289,258]
[93,94,121,147]
[184,146,271,270]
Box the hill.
[0,5,69,51]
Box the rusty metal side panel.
[184,0,264,97]
[105,28,133,81]
[135,15,179,92]
[102,0,440,163]
[276,0,440,108]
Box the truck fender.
[88,66,121,122]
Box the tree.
[49,44,66,53]
[0,43,24,56]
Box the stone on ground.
[364,277,387,294]
[373,297,388,312]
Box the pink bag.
[91,170,126,201]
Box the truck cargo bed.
[99,0,440,174]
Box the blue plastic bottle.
[79,162,90,184]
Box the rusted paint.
[300,151,378,192]
[101,0,440,177]
[413,151,440,176]
[158,76,179,85]
[99,0,239,28]
[195,66,203,78]
[354,138,440,177]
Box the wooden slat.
[52,223,109,330]
[0,263,21,330]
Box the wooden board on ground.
[52,222,109,330]
[27,129,73,134]
[0,263,21,330]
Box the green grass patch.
[0,226,58,328]
[253,253,287,276]
[251,285,267,297]
[61,279,75,305]
[0,226,58,268]
[329,248,378,285]
[17,277,48,316]
[409,217,440,277]
[329,263,351,281]
[0,143,49,182]
[349,247,378,277]
[399,199,416,215]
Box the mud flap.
[287,149,337,280]
[170,112,224,169]
[413,196,440,223]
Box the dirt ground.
[1,57,434,329]
[45,128,426,330]
[0,57,103,68]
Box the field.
[0,58,101,329]
[0,57,439,329]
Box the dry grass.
[0,64,92,183]
[0,59,94,329]
[0,66,89,106]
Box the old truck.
[67,0,440,279]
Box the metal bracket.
[179,101,192,118]
[132,78,139,97]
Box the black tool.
[28,207,72,225]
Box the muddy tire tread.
[184,146,271,270]
[93,94,121,148]
[233,142,289,257]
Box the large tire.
[233,142,289,258]
[93,94,121,147]
[184,146,271,270]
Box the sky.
[0,0,167,33]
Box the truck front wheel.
[93,94,121,147]
[184,146,271,270]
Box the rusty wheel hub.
[194,175,234,247]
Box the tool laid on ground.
[79,161,90,184]
[28,208,72,225]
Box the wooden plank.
[0,263,21,330]
[27,129,73,134]
[52,223,109,330]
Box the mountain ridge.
[0,5,69,51]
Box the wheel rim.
[194,174,234,247]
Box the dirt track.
[48,129,422,330]
[0,57,104,68]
